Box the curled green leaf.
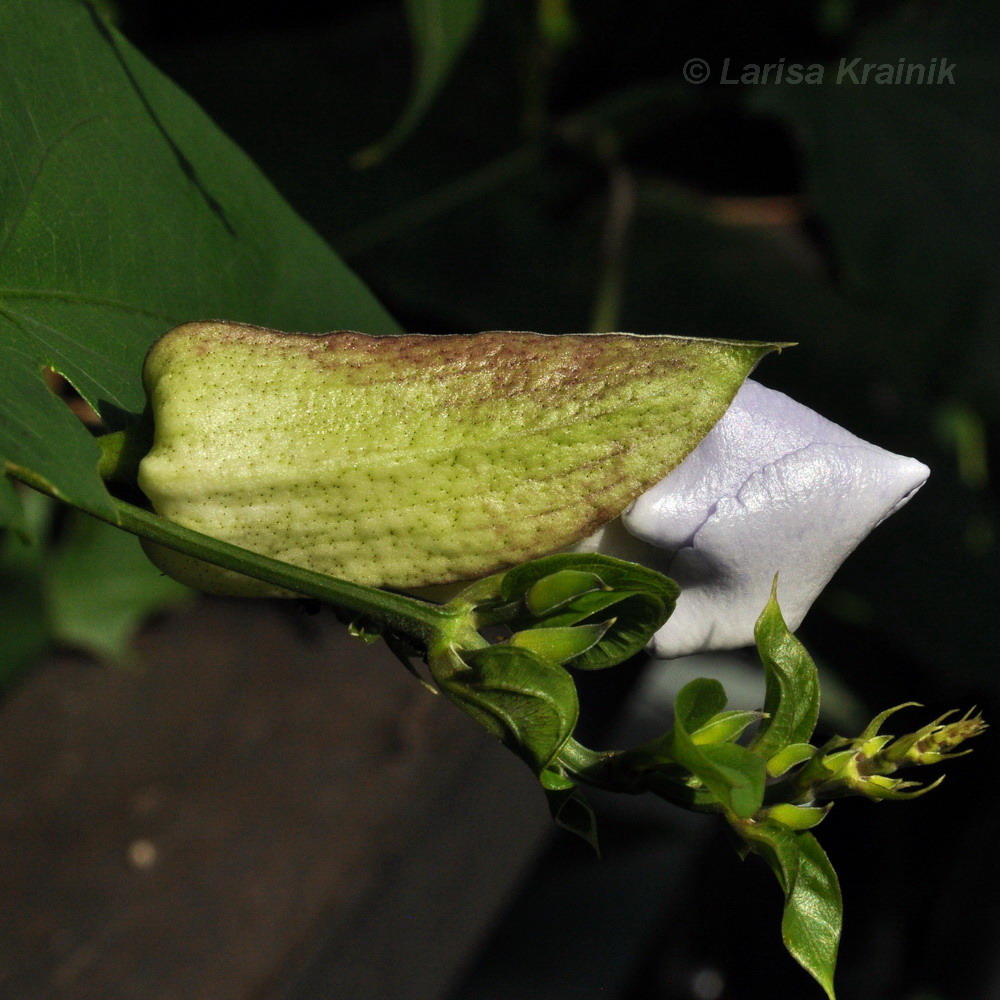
[501,553,680,610]
[500,553,679,670]
[433,643,579,774]
[734,818,842,999]
[540,768,600,855]
[765,802,832,832]
[671,679,766,819]
[750,579,820,762]
[355,0,485,166]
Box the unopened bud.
[878,708,987,767]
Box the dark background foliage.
[5,2,999,998]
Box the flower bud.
[578,380,929,658]
[795,706,985,802]
[876,708,987,768]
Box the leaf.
[356,0,485,166]
[787,831,843,998]
[0,0,398,531]
[540,769,600,855]
[438,644,579,774]
[675,677,727,733]
[138,326,775,593]
[765,803,831,832]
[735,819,842,999]
[670,679,766,818]
[535,590,668,670]
[750,581,821,761]
[46,510,190,662]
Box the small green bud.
[877,708,987,767]
[690,709,765,746]
[764,802,831,831]
[803,706,985,803]
[766,742,817,778]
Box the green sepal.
[767,742,818,778]
[819,747,855,774]
[692,709,766,746]
[501,553,679,609]
[858,774,946,800]
[447,571,507,609]
[733,818,842,999]
[859,734,894,756]
[671,679,766,818]
[859,701,922,740]
[765,802,832,832]
[509,621,612,665]
[525,569,608,616]
[435,644,579,774]
[502,554,678,671]
[529,590,666,670]
[750,579,821,762]
[541,768,600,856]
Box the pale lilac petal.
[579,380,928,658]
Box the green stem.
[559,738,721,813]
[9,466,453,649]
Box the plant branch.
[558,738,721,813]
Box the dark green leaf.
[541,768,600,855]
[0,477,25,538]
[0,0,397,531]
[439,644,579,773]
[356,0,485,165]
[750,581,821,761]
[787,831,842,999]
[675,677,728,733]
[671,679,765,818]
[736,819,842,999]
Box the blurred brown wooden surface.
[0,598,551,1000]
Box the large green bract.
[138,323,777,593]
